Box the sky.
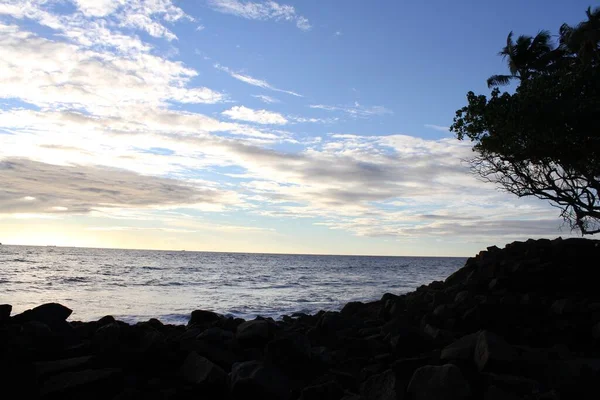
[0,0,593,256]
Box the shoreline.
[2,237,599,399]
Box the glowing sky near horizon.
[0,0,591,255]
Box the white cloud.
[310,102,392,118]
[0,23,225,114]
[196,24,205,31]
[252,94,280,104]
[207,0,311,31]
[214,63,302,97]
[222,106,288,125]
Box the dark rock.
[180,338,237,371]
[300,381,344,400]
[180,351,226,386]
[35,356,93,379]
[406,364,471,400]
[13,303,72,330]
[236,319,271,346]
[441,331,480,362]
[483,385,521,400]
[92,322,121,352]
[341,301,364,317]
[593,321,600,340]
[550,299,574,315]
[230,360,293,400]
[39,368,122,398]
[266,332,312,374]
[197,326,234,343]
[474,331,517,372]
[97,315,115,326]
[481,372,543,397]
[360,369,403,400]
[0,304,11,322]
[189,309,221,327]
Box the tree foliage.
[451,7,600,234]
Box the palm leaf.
[487,74,513,88]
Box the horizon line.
[0,243,470,258]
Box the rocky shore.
[1,237,599,399]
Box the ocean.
[0,245,466,324]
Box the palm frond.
[487,74,513,88]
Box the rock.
[230,360,293,400]
[180,351,226,386]
[35,356,93,379]
[189,309,221,327]
[40,368,122,398]
[92,322,121,352]
[440,332,480,362]
[13,303,72,329]
[593,321,600,340]
[406,364,471,400]
[236,319,271,346]
[360,369,403,400]
[266,332,312,374]
[197,327,234,343]
[483,385,521,400]
[97,315,116,326]
[474,331,517,372]
[550,299,574,315]
[319,311,354,333]
[481,373,543,397]
[180,338,237,371]
[300,381,344,400]
[0,304,11,322]
[341,301,365,317]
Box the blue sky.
[0,0,592,255]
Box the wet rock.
[406,364,471,400]
[180,351,226,386]
[474,331,517,372]
[360,369,402,400]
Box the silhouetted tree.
[452,7,600,235]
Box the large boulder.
[236,319,272,346]
[474,331,517,372]
[265,332,312,374]
[360,369,403,400]
[229,360,293,400]
[406,364,471,400]
[39,368,122,399]
[180,351,227,387]
[188,309,221,327]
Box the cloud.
[196,24,205,31]
[0,158,230,215]
[252,94,280,104]
[222,106,288,125]
[0,23,225,114]
[425,124,450,132]
[214,63,302,97]
[310,102,392,118]
[207,0,311,31]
